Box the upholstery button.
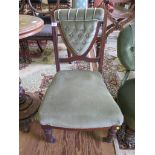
[69,32,73,38]
[78,47,82,51]
[130,46,135,52]
[78,33,82,38]
[82,40,86,45]
[65,26,69,31]
[85,33,89,38]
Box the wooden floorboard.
[20,121,115,155]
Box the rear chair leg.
[41,125,56,143]
[102,126,119,143]
[67,49,71,64]
[36,40,43,53]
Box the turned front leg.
[41,125,56,143]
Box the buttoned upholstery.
[117,23,135,129]
[117,23,135,71]
[39,70,123,128]
[54,8,104,55]
[54,8,104,21]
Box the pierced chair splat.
[38,8,124,143]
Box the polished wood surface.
[19,15,43,132]
[20,121,115,155]
[19,15,44,39]
[20,92,41,120]
[19,92,41,132]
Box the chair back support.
[117,23,135,85]
[54,8,108,73]
[117,23,135,71]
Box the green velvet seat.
[117,23,135,130]
[39,70,123,128]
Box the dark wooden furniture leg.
[19,78,41,133]
[36,40,43,53]
[19,39,32,63]
[52,26,60,72]
[102,126,118,143]
[96,38,100,58]
[41,125,56,143]
[19,118,32,133]
[67,49,71,64]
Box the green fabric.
[54,8,104,55]
[117,79,135,129]
[59,20,98,55]
[54,8,104,21]
[117,23,135,71]
[39,70,123,129]
[117,23,135,129]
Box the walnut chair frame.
[40,8,123,143]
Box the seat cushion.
[33,24,52,37]
[39,70,123,129]
[117,79,135,129]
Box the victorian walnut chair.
[38,8,123,143]
[116,23,135,149]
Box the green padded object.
[59,20,98,55]
[117,79,135,129]
[54,8,104,55]
[39,70,123,129]
[54,8,104,21]
[117,23,135,71]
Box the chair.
[38,8,123,143]
[116,23,135,149]
[20,0,63,58]
[98,0,135,36]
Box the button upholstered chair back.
[54,8,108,72]
[117,23,135,136]
[117,23,135,71]
[117,23,135,85]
